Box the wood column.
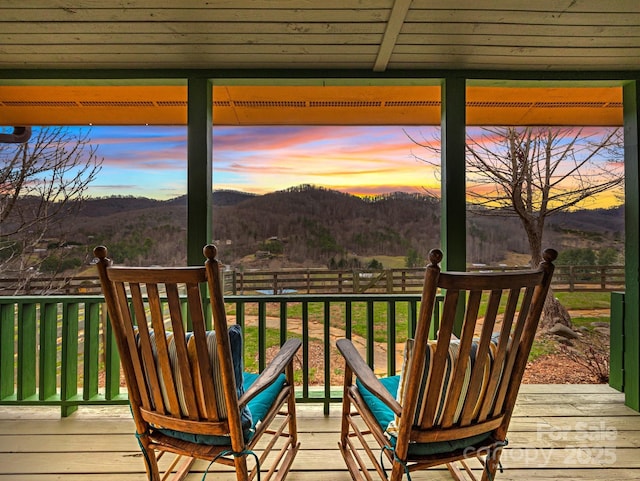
[186,78,213,266]
[440,77,466,271]
[440,77,467,335]
[623,80,640,410]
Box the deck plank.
[0,385,638,480]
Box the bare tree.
[409,126,624,328]
[0,126,102,293]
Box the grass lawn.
[230,292,611,363]
[554,291,612,310]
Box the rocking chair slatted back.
[95,244,302,481]
[337,247,557,481]
[100,262,233,431]
[398,249,556,449]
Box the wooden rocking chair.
[94,244,301,481]
[337,248,557,481]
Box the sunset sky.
[26,124,622,208]
[80,125,441,200]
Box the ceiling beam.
[373,0,412,72]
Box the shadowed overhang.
[0,83,623,126]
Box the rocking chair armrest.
[336,338,402,416]
[238,338,302,408]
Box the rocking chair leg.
[141,446,161,481]
[390,460,407,481]
[233,456,250,481]
[480,447,503,481]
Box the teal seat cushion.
[356,374,491,456]
[401,431,492,457]
[159,370,286,446]
[356,375,400,433]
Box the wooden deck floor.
[0,384,638,481]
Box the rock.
[590,322,610,329]
[549,323,580,340]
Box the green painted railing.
[0,294,437,416]
[0,295,124,417]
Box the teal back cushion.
[147,324,268,445]
[227,324,252,430]
[143,324,251,429]
[154,324,287,446]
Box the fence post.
[569,266,575,291]
[386,270,393,293]
[231,270,237,295]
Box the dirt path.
[243,308,610,385]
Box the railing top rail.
[0,295,106,303]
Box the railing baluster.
[366,300,374,368]
[408,299,418,338]
[235,300,245,329]
[345,300,352,340]
[104,308,122,401]
[61,301,79,417]
[302,301,310,400]
[83,301,100,401]
[279,301,287,346]
[323,301,331,415]
[387,301,396,376]
[17,302,37,401]
[258,301,266,373]
[0,304,15,400]
[39,302,58,401]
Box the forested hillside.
[63,185,623,269]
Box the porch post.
[440,77,466,272]
[623,80,640,411]
[186,77,213,266]
[441,77,467,335]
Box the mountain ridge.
[70,185,623,268]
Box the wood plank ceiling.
[0,0,637,126]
